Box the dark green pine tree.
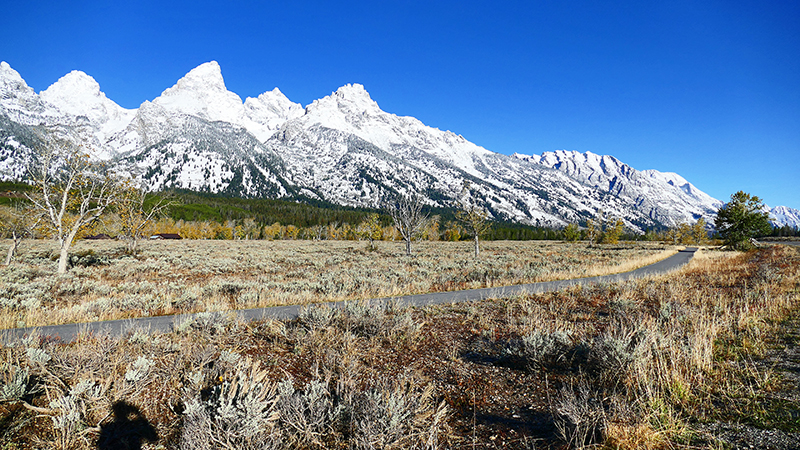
[714,191,773,251]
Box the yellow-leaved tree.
[357,213,383,250]
[26,138,124,273]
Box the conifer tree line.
[4,178,795,249]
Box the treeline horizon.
[2,182,798,241]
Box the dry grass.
[0,239,672,328]
[1,244,798,449]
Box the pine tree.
[714,191,773,251]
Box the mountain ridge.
[2,60,798,230]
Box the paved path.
[1,248,697,344]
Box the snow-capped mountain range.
[1,61,797,231]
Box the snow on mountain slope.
[641,169,720,207]
[153,61,245,125]
[152,61,303,142]
[0,62,64,127]
[3,60,796,231]
[39,70,135,143]
[268,87,656,229]
[299,84,493,176]
[242,88,304,142]
[0,63,138,160]
[107,96,293,197]
[770,206,800,229]
[515,150,723,228]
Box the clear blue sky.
[2,0,798,209]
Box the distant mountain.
[2,60,798,231]
[514,150,723,227]
[770,205,800,229]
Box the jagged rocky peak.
[306,83,380,115]
[241,88,304,142]
[334,83,372,100]
[0,62,91,128]
[153,61,245,124]
[0,61,33,96]
[0,62,42,117]
[519,150,632,179]
[244,87,303,120]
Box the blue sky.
[2,0,798,210]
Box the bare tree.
[26,138,123,273]
[0,204,39,265]
[584,218,599,245]
[456,182,492,258]
[387,194,429,256]
[116,183,174,254]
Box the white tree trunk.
[57,229,79,274]
[474,235,480,258]
[5,242,14,265]
[57,245,69,274]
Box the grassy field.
[1,244,798,449]
[0,239,675,329]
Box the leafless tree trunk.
[5,231,21,265]
[117,183,173,255]
[1,204,39,265]
[387,194,428,256]
[456,182,492,258]
[26,138,123,274]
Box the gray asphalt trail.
[1,247,697,344]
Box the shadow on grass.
[97,401,157,450]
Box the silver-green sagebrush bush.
[180,356,448,450]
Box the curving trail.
[1,248,698,344]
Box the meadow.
[1,244,799,449]
[0,239,674,329]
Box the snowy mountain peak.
[153,61,244,124]
[517,150,627,179]
[241,88,304,142]
[39,70,131,121]
[244,87,301,114]
[0,62,37,107]
[170,61,227,92]
[334,83,372,101]
[0,61,28,89]
[42,70,100,98]
[306,83,379,114]
[770,206,800,229]
[0,62,70,127]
